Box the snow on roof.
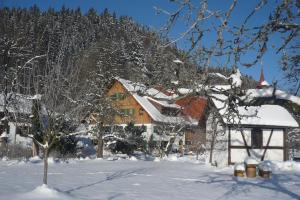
[211,93,299,127]
[177,85,231,95]
[171,80,179,85]
[208,73,229,80]
[117,78,147,93]
[116,78,196,125]
[0,93,33,114]
[260,80,269,86]
[27,94,42,100]
[146,97,181,109]
[229,69,242,88]
[133,93,196,125]
[177,88,193,95]
[146,88,176,100]
[117,78,176,100]
[209,85,232,92]
[244,88,300,106]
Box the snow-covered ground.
[0,155,300,200]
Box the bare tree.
[154,0,300,164]
[157,0,299,94]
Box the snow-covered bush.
[107,123,146,155]
[51,136,78,158]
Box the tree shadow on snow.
[191,172,300,200]
[64,168,148,195]
[107,193,123,200]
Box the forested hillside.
[0,5,258,116]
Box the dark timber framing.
[227,125,289,165]
[261,128,274,161]
[283,128,288,161]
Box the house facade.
[106,78,201,150]
[176,96,207,152]
[0,93,33,146]
[208,93,299,167]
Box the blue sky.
[1,0,287,87]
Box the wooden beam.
[230,145,283,149]
[283,129,288,161]
[228,124,292,129]
[261,129,274,161]
[239,128,251,156]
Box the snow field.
[0,156,299,200]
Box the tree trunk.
[209,136,215,164]
[196,145,200,160]
[97,133,103,158]
[165,137,175,156]
[43,148,49,185]
[32,141,39,157]
[159,141,164,158]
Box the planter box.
[258,169,271,178]
[246,164,257,178]
[234,170,245,177]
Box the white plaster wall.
[212,148,228,167]
[231,149,249,163]
[206,113,229,167]
[230,128,284,163]
[263,129,283,146]
[230,128,251,146]
[231,149,267,163]
[264,149,284,161]
[8,122,16,143]
[7,122,32,146]
[209,129,229,167]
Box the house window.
[128,108,135,115]
[139,108,145,115]
[111,93,125,101]
[251,128,263,148]
[161,107,179,116]
[121,108,135,116]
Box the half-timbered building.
[208,93,299,167]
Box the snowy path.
[0,159,299,200]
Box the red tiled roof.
[176,96,207,122]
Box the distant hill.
[0,6,257,96]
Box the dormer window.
[161,107,180,116]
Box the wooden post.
[228,127,231,165]
[97,122,103,158]
[240,128,251,157]
[43,148,49,185]
[261,129,274,161]
[32,141,39,157]
[283,129,288,161]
